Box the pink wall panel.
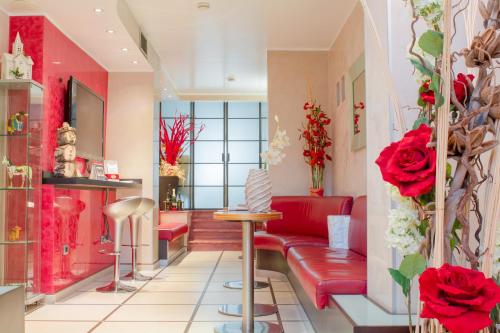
[9,16,113,294]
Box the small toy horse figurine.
[2,156,32,188]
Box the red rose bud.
[419,264,500,333]
[453,73,474,103]
[375,124,436,197]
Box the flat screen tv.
[66,76,104,160]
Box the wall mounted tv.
[66,76,104,160]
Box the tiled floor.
[25,251,315,333]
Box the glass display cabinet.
[0,80,43,304]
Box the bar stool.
[97,197,142,293]
[121,197,155,281]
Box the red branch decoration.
[299,102,332,192]
[160,115,204,165]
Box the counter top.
[42,177,142,190]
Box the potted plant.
[245,116,290,213]
[159,114,204,206]
[299,102,332,196]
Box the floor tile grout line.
[268,277,284,332]
[87,253,184,333]
[183,251,224,333]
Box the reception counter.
[39,178,142,295]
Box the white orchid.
[261,116,290,167]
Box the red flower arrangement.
[299,102,332,195]
[160,115,204,166]
[419,73,475,105]
[419,264,500,333]
[375,124,436,197]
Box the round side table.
[213,210,283,333]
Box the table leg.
[242,221,254,331]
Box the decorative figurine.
[8,226,22,241]
[1,32,34,80]
[7,111,27,134]
[54,122,77,177]
[2,156,32,188]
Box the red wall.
[9,16,114,294]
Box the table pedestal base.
[218,304,277,317]
[223,280,269,290]
[214,321,282,333]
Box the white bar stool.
[121,197,155,281]
[97,197,142,293]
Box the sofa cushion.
[254,232,328,257]
[288,256,367,309]
[158,222,189,241]
[348,196,367,257]
[266,196,353,239]
[287,246,366,270]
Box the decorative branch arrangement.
[299,102,332,196]
[373,0,500,332]
[159,114,204,181]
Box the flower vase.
[309,188,324,197]
[245,169,272,213]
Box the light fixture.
[94,8,103,13]
[163,88,168,91]
[106,29,115,34]
[197,1,210,10]
[226,75,236,82]
[132,60,139,64]
[52,61,61,65]
[121,47,128,52]
[167,94,173,99]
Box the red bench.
[158,222,189,242]
[255,195,367,310]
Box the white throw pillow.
[327,215,350,249]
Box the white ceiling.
[0,0,152,72]
[126,0,358,96]
[0,0,358,97]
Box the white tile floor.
[25,251,315,333]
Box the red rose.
[375,124,436,196]
[420,81,436,105]
[453,73,474,103]
[419,264,500,333]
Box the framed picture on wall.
[348,54,366,151]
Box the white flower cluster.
[413,0,443,28]
[160,160,186,183]
[261,115,290,166]
[386,186,425,256]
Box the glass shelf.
[0,240,36,245]
[0,79,44,304]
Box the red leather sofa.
[255,195,367,310]
[255,196,353,257]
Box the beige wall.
[106,72,157,268]
[267,51,330,195]
[328,3,366,197]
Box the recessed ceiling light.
[121,47,128,52]
[197,1,210,10]
[94,8,103,13]
[132,60,139,64]
[52,61,61,65]
[226,75,236,82]
[106,29,115,34]
[167,94,173,99]
[163,88,168,91]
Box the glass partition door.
[161,101,267,209]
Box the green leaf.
[413,116,430,130]
[417,218,430,237]
[429,72,444,108]
[446,163,452,179]
[399,253,427,280]
[410,58,434,78]
[389,268,411,297]
[418,30,444,58]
